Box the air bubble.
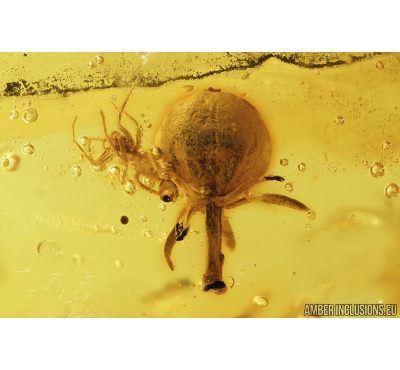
[95,55,104,64]
[141,216,148,222]
[384,183,399,199]
[369,162,385,178]
[349,214,356,221]
[159,204,166,211]
[115,260,123,268]
[122,180,136,195]
[1,154,17,170]
[285,182,293,192]
[382,141,391,150]
[71,165,82,178]
[111,95,117,101]
[253,296,269,307]
[38,80,47,89]
[298,162,306,172]
[199,186,211,195]
[150,146,162,160]
[280,158,289,166]
[305,223,312,230]
[334,116,344,125]
[21,144,34,155]
[37,240,64,257]
[307,211,316,220]
[375,61,384,70]
[10,109,19,120]
[88,61,95,69]
[143,229,152,238]
[108,165,121,176]
[21,108,38,123]
[78,136,88,146]
[143,177,155,188]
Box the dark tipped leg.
[203,203,227,294]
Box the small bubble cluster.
[384,183,399,199]
[369,162,385,178]
[334,116,345,125]
[21,108,38,123]
[253,296,269,307]
[280,158,289,166]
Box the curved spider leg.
[100,109,122,159]
[215,175,285,207]
[226,193,309,211]
[222,213,236,251]
[111,74,142,141]
[203,202,227,294]
[123,111,143,149]
[72,116,113,167]
[164,204,196,271]
[133,171,158,195]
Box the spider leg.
[123,111,143,149]
[215,175,285,207]
[111,74,142,141]
[164,204,195,271]
[72,116,113,167]
[222,213,236,251]
[226,193,309,211]
[133,171,158,195]
[203,202,227,294]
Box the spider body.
[72,76,158,195]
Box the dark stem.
[203,202,227,294]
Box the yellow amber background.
[0,52,399,317]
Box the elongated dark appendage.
[203,202,227,294]
[164,205,194,272]
[264,175,285,182]
[222,214,236,251]
[260,193,309,211]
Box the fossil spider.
[150,88,310,294]
[72,75,157,195]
